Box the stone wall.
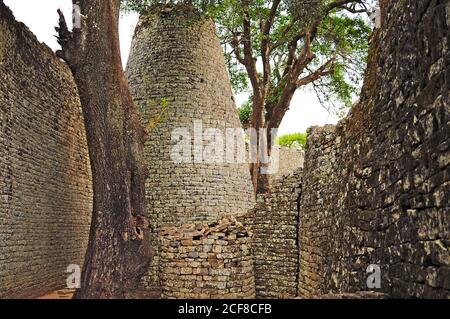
[298,0,450,298]
[268,146,304,187]
[252,170,302,298]
[159,217,255,299]
[126,4,255,289]
[0,3,92,298]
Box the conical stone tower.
[126,5,255,289]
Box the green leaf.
[276,132,307,148]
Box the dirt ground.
[38,289,76,299]
[37,288,161,299]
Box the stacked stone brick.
[252,170,302,298]
[126,4,255,289]
[298,0,450,298]
[159,216,255,299]
[317,292,389,299]
[297,125,338,297]
[0,3,92,298]
[268,146,304,187]
[0,0,448,300]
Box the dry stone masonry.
[0,3,92,299]
[268,146,304,187]
[0,0,448,300]
[159,216,255,299]
[126,5,255,289]
[252,170,302,298]
[298,0,450,298]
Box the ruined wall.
[253,170,302,298]
[126,5,255,288]
[299,0,450,298]
[0,3,92,298]
[159,217,255,299]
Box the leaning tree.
[123,0,373,194]
[55,0,153,298]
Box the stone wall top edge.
[146,3,202,16]
[274,145,305,152]
[160,216,251,241]
[135,4,212,33]
[306,124,337,139]
[270,167,303,185]
[0,1,71,73]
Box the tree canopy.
[122,0,373,116]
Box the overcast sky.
[4,0,341,135]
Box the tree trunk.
[251,84,297,194]
[56,0,152,299]
[249,96,270,194]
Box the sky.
[3,0,342,135]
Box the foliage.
[309,11,371,114]
[146,97,174,131]
[121,0,373,117]
[237,98,252,126]
[276,132,307,148]
[212,0,371,113]
[120,0,152,13]
[121,0,211,13]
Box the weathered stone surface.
[159,216,255,299]
[126,4,255,289]
[0,3,92,299]
[268,146,304,187]
[316,292,390,299]
[251,170,302,298]
[0,0,448,300]
[297,0,450,299]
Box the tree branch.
[230,32,246,65]
[262,0,281,37]
[290,32,316,79]
[261,0,281,92]
[55,9,73,63]
[326,0,368,14]
[296,56,336,87]
[270,22,298,53]
[241,0,261,97]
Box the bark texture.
[56,0,152,299]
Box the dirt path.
[38,289,75,299]
[37,288,161,299]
